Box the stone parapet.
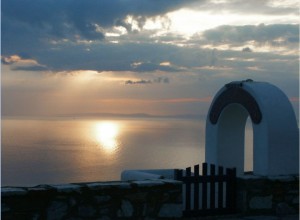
[2,175,298,218]
[2,179,182,219]
[236,175,299,215]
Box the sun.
[94,122,120,153]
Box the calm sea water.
[1,117,253,187]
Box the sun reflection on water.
[94,121,120,153]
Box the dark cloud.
[125,77,169,85]
[154,77,170,84]
[2,22,298,74]
[2,1,298,79]
[125,79,152,85]
[4,41,211,72]
[12,65,49,72]
[202,24,299,45]
[1,0,203,72]
[2,0,199,42]
[242,47,253,52]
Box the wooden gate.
[175,163,236,217]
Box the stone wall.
[2,179,182,220]
[236,175,299,215]
[2,175,298,219]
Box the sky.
[1,0,299,118]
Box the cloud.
[12,65,49,72]
[2,1,298,75]
[154,77,170,84]
[3,40,213,72]
[125,77,170,85]
[1,55,22,64]
[1,55,48,71]
[131,61,178,72]
[202,24,299,45]
[193,0,299,16]
[125,79,152,85]
[242,47,253,52]
[2,0,200,42]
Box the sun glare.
[167,9,232,34]
[167,9,299,36]
[94,122,120,153]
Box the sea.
[1,116,253,187]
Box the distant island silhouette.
[56,112,206,119]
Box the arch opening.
[215,103,249,175]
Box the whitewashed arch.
[205,80,299,176]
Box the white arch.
[205,81,299,176]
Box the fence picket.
[218,166,224,209]
[226,167,236,213]
[202,163,208,210]
[194,164,200,210]
[177,163,236,217]
[185,167,192,211]
[210,164,216,209]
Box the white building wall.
[205,81,299,176]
